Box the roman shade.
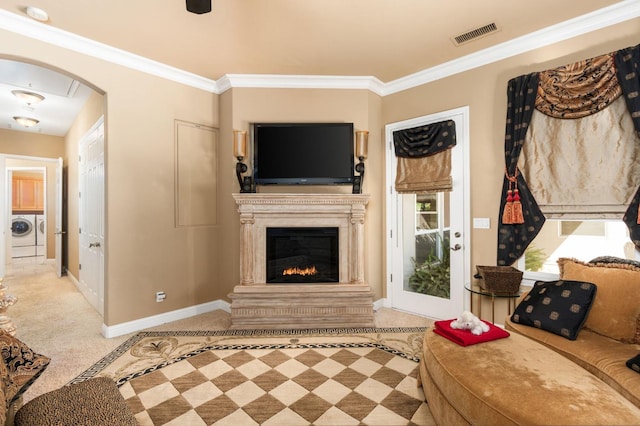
[521,97,640,219]
[393,120,456,193]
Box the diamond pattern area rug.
[74,327,433,425]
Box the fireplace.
[267,227,339,283]
[230,193,374,329]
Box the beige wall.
[0,15,638,329]
[1,28,219,326]
[0,129,64,158]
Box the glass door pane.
[403,193,451,299]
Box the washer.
[11,215,36,247]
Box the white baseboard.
[66,270,80,287]
[65,271,232,338]
[102,300,231,338]
[373,298,388,311]
[102,298,390,338]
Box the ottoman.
[14,377,137,426]
[419,329,640,425]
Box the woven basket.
[476,266,523,293]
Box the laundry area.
[10,171,46,260]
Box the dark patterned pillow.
[627,353,640,374]
[0,331,50,405]
[510,280,597,340]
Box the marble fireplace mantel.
[229,193,375,329]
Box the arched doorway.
[0,57,106,316]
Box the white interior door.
[0,157,6,275]
[78,118,104,316]
[386,107,470,320]
[55,157,63,277]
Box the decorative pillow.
[627,353,640,374]
[0,331,50,405]
[510,280,597,340]
[589,256,640,269]
[558,257,640,343]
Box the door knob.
[451,244,462,251]
[89,242,101,248]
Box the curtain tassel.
[502,189,514,224]
[512,188,525,224]
[502,168,524,225]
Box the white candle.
[233,130,247,158]
[355,130,369,159]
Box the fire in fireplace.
[266,227,339,283]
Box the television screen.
[253,123,354,185]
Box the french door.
[386,107,470,319]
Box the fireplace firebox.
[266,227,339,283]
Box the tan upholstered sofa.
[419,257,640,425]
[505,257,640,408]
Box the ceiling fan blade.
[186,0,211,14]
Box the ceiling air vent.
[452,22,499,46]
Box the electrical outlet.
[156,291,166,302]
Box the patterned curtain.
[498,44,640,265]
[535,53,621,118]
[615,44,640,248]
[497,73,545,266]
[393,120,456,193]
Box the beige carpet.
[74,328,432,425]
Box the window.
[519,219,636,277]
[559,221,605,237]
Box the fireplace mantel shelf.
[233,193,370,206]
[229,193,374,329]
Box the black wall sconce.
[233,130,255,193]
[352,130,368,194]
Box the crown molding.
[218,74,386,95]
[1,1,639,97]
[0,8,218,93]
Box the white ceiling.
[0,0,633,137]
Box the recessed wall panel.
[175,120,218,227]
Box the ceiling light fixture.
[13,117,39,128]
[12,90,45,105]
[25,6,49,22]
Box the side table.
[464,283,521,324]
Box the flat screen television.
[252,122,354,185]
